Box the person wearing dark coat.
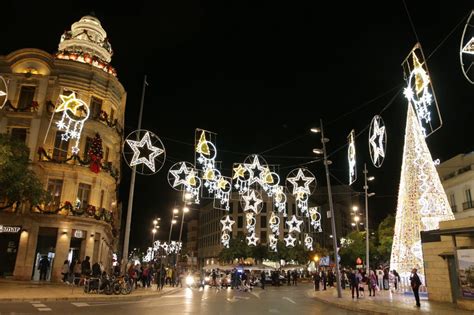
[39,256,50,281]
[260,271,266,289]
[313,272,321,291]
[410,268,422,307]
[81,256,91,276]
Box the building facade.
[0,15,126,281]
[437,152,474,219]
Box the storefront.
[0,225,21,276]
[421,216,474,311]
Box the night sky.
[1,1,472,250]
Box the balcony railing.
[462,201,474,210]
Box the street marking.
[71,302,89,307]
[269,309,280,313]
[283,297,296,304]
[38,308,52,311]
[29,301,41,303]
[32,304,47,307]
[250,291,262,299]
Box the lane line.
[32,304,47,307]
[282,297,296,304]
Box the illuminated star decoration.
[214,175,232,210]
[233,163,250,194]
[246,233,259,246]
[244,155,268,188]
[286,215,303,233]
[55,92,90,154]
[169,162,193,190]
[403,52,434,137]
[242,189,263,214]
[220,215,235,232]
[269,234,278,252]
[369,115,386,168]
[286,168,315,211]
[304,234,313,251]
[184,169,201,204]
[126,131,165,172]
[0,76,8,109]
[269,212,280,235]
[347,130,357,185]
[246,212,256,233]
[460,12,474,84]
[284,234,296,248]
[309,207,322,232]
[273,186,288,217]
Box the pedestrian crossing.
[29,301,51,311]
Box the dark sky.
[2,1,473,250]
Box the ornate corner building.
[0,15,126,281]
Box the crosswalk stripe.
[32,304,47,307]
[37,308,52,311]
[71,302,89,307]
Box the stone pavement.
[0,279,181,302]
[307,286,474,315]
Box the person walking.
[292,270,298,286]
[321,269,327,290]
[61,260,69,283]
[260,270,266,289]
[287,270,291,286]
[349,269,359,299]
[410,268,422,307]
[313,272,320,291]
[368,270,377,296]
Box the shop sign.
[0,225,21,233]
[73,229,85,239]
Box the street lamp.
[363,163,375,275]
[168,218,177,244]
[311,121,343,298]
[354,215,360,232]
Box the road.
[0,284,358,314]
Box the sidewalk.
[307,286,473,315]
[0,279,181,302]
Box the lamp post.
[363,163,375,274]
[178,206,190,245]
[312,120,342,298]
[168,210,178,244]
[152,217,161,244]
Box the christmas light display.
[153,240,182,255]
[221,231,231,248]
[460,10,474,84]
[214,175,232,210]
[309,207,322,232]
[87,133,103,173]
[390,104,454,281]
[195,129,218,197]
[168,162,194,190]
[269,212,280,235]
[286,168,315,211]
[220,215,235,232]
[233,163,250,193]
[402,43,442,137]
[184,169,202,204]
[273,186,288,217]
[124,130,165,174]
[284,234,296,248]
[242,189,263,214]
[347,129,357,185]
[244,154,269,188]
[55,93,90,154]
[246,233,259,246]
[268,234,278,252]
[0,75,7,109]
[304,234,313,251]
[286,215,303,233]
[369,115,387,168]
[246,212,256,234]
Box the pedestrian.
[393,270,400,291]
[410,268,422,307]
[349,269,359,299]
[287,270,291,286]
[313,272,320,291]
[61,259,69,283]
[321,269,327,290]
[260,270,266,289]
[81,256,91,276]
[368,270,377,297]
[38,256,50,281]
[292,270,298,286]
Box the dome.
[56,15,116,76]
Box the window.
[11,128,28,143]
[53,131,69,161]
[260,231,267,243]
[90,97,102,119]
[47,179,63,207]
[77,183,91,209]
[238,202,243,213]
[261,202,267,213]
[238,216,243,229]
[449,194,457,212]
[17,86,35,109]
[292,204,296,215]
[61,89,73,96]
[260,215,267,228]
[82,136,93,160]
[465,189,472,202]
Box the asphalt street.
[0,284,359,314]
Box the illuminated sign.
[73,229,85,239]
[0,225,21,233]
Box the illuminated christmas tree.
[390,103,454,281]
[88,133,103,173]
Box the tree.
[338,231,377,268]
[0,134,49,207]
[377,214,395,265]
[218,235,251,263]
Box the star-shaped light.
[246,233,259,246]
[220,215,235,232]
[369,116,386,167]
[126,131,164,172]
[244,155,267,186]
[169,162,192,188]
[287,168,314,195]
[284,234,296,247]
[233,164,246,179]
[286,215,303,233]
[55,93,83,113]
[242,190,263,214]
[217,177,230,190]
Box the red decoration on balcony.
[87,133,103,173]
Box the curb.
[309,290,388,315]
[0,288,181,302]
